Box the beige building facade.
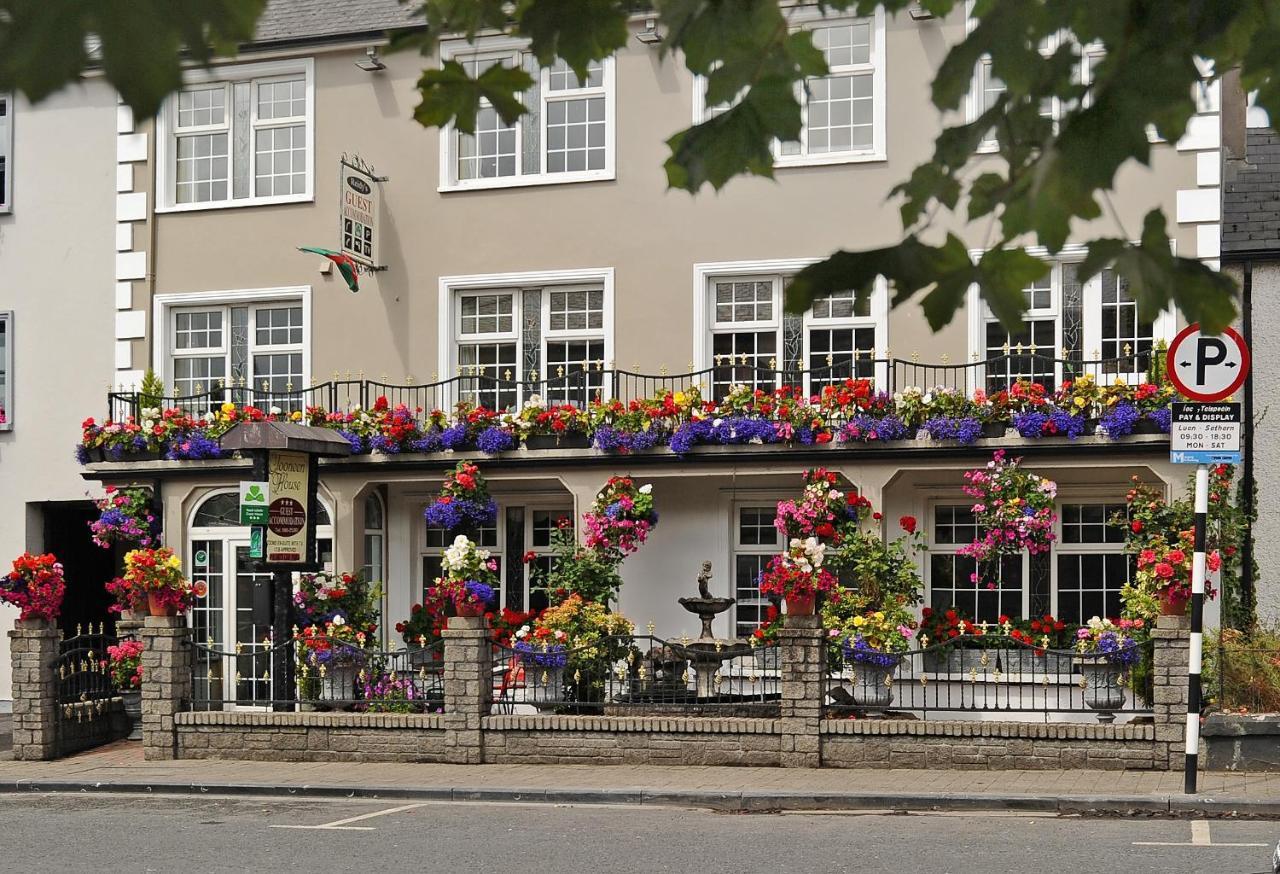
[1,3,1235,707]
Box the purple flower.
[464,579,495,603]
[370,434,402,454]
[410,430,444,453]
[921,416,983,444]
[842,635,901,668]
[476,426,515,455]
[1146,407,1171,433]
[336,430,367,454]
[840,414,908,443]
[424,497,498,531]
[513,640,569,669]
[1098,401,1140,439]
[440,423,471,450]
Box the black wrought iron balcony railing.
[106,350,1159,424]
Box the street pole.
[1184,463,1209,794]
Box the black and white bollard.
[1184,464,1209,794]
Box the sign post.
[1166,325,1250,795]
[221,423,352,712]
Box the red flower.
[1131,520,1143,533]
[815,431,833,444]
[899,515,917,534]
[522,551,538,564]
[816,523,836,538]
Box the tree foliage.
[4,0,1273,332]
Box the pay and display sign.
[1170,403,1241,465]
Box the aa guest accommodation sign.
[339,159,380,269]
[266,450,309,563]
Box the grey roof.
[250,0,420,45]
[1223,129,1280,258]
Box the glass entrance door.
[191,538,275,708]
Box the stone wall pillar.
[140,616,191,761]
[442,615,492,764]
[1151,615,1191,769]
[778,614,824,768]
[8,619,59,760]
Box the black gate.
[53,625,125,757]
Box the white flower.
[270,406,282,416]
[639,484,653,495]
[142,419,155,432]
[203,412,215,423]
[331,615,346,626]
[350,404,362,413]
[713,418,723,428]
[316,590,328,600]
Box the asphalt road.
[2,793,1277,873]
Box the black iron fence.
[107,351,1157,422]
[492,634,779,717]
[189,636,445,713]
[825,635,1154,723]
[54,625,122,756]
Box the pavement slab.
[1,741,1279,816]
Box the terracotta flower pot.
[1159,591,1190,616]
[785,593,816,616]
[147,591,178,617]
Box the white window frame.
[156,58,315,213]
[774,9,887,167]
[965,246,1176,388]
[925,500,1030,622]
[730,499,787,639]
[438,268,615,404]
[438,37,616,192]
[0,310,12,431]
[693,259,889,393]
[522,504,575,612]
[151,286,311,398]
[1052,497,1132,624]
[0,93,11,213]
[417,502,503,607]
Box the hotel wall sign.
[339,156,386,270]
[266,450,309,564]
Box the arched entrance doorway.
[187,490,333,708]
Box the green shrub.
[1203,625,1280,713]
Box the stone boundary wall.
[56,615,1196,769]
[175,711,447,762]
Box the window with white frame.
[166,300,306,410]
[159,60,312,210]
[0,311,11,429]
[1055,502,1132,624]
[441,46,614,190]
[927,504,1025,623]
[524,508,573,613]
[775,14,885,164]
[0,94,11,211]
[363,492,385,586]
[705,273,883,399]
[733,506,781,638]
[453,283,608,410]
[973,261,1166,390]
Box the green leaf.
[413,59,532,134]
[976,248,1049,330]
[0,0,268,119]
[515,0,629,77]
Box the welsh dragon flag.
[297,246,359,292]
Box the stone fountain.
[676,561,751,697]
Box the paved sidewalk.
[2,741,1279,816]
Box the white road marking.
[1133,820,1267,848]
[269,802,430,831]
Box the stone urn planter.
[850,656,902,708]
[317,663,361,704]
[120,689,143,741]
[526,665,565,703]
[1078,659,1126,720]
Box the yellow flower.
[290,410,302,422]
[674,391,687,405]
[852,616,866,628]
[220,402,236,416]
[1073,397,1086,408]
[874,611,885,622]
[166,555,182,570]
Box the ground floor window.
[1055,501,1132,624]
[732,505,782,638]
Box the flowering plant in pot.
[757,538,838,615]
[1074,616,1142,715]
[958,450,1057,586]
[582,476,658,556]
[774,468,869,546]
[88,485,157,549]
[293,570,380,637]
[297,616,370,703]
[121,547,203,616]
[749,603,784,669]
[0,553,67,622]
[833,606,915,708]
[424,461,497,534]
[106,639,145,690]
[531,516,624,605]
[430,534,500,617]
[1133,531,1221,615]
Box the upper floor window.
[157,59,314,212]
[971,260,1172,392]
[441,270,614,410]
[0,311,11,430]
[698,265,887,399]
[0,94,11,211]
[439,45,615,191]
[776,13,886,166]
[158,292,308,412]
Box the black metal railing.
[491,634,779,717]
[107,351,1157,423]
[189,636,445,713]
[824,635,1154,723]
